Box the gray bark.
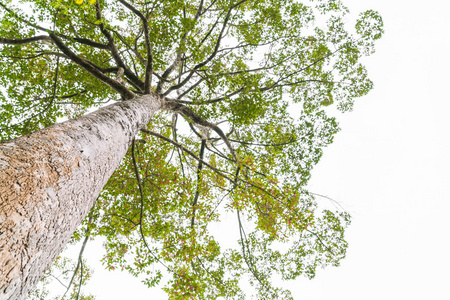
[0,94,161,300]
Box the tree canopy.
[0,0,383,298]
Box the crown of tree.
[0,0,383,298]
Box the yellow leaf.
[74,0,83,4]
[89,0,96,4]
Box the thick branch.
[69,36,110,50]
[163,101,237,160]
[49,33,135,99]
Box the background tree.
[0,0,383,298]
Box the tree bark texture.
[0,94,161,300]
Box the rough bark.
[0,94,161,300]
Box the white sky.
[59,0,450,299]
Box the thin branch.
[141,129,284,205]
[163,0,248,95]
[133,26,146,64]
[171,77,337,106]
[140,129,235,183]
[0,4,109,50]
[131,139,148,240]
[228,137,298,148]
[111,29,145,65]
[201,0,219,16]
[306,229,336,256]
[191,139,206,227]
[198,12,222,46]
[131,139,176,274]
[75,260,83,300]
[175,77,205,100]
[0,35,51,44]
[62,215,92,299]
[310,192,346,211]
[103,213,139,226]
[0,51,68,60]
[261,44,349,93]
[68,37,110,50]
[95,0,145,91]
[156,0,205,93]
[261,79,337,92]
[118,0,153,93]
[172,113,186,177]
[236,209,266,288]
[0,3,51,33]
[207,166,240,221]
[200,87,244,104]
[48,274,67,289]
[49,55,60,105]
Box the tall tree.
[0,0,383,299]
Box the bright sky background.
[60,0,450,299]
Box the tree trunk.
[0,94,161,300]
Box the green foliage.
[0,0,383,298]
[28,254,95,300]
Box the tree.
[0,0,383,299]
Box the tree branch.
[163,101,237,160]
[0,35,51,44]
[0,51,68,60]
[131,139,180,276]
[141,129,284,206]
[49,33,135,99]
[156,0,205,93]
[118,0,153,93]
[162,0,248,96]
[236,209,267,289]
[0,4,109,50]
[62,215,92,299]
[111,29,145,65]
[140,129,235,182]
[95,0,145,91]
[191,139,205,227]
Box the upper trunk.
[0,94,161,300]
